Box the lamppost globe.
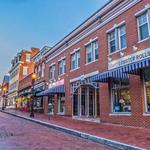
[31,73,38,80]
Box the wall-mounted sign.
[108,47,150,70]
[49,79,64,89]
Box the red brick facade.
[42,0,150,128]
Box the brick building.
[8,48,39,108]
[31,46,51,113]
[37,0,150,128]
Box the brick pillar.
[44,96,48,114]
[54,94,58,114]
[99,82,110,122]
[64,80,72,116]
[129,74,144,126]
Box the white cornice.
[45,0,119,57]
[46,0,142,63]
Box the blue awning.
[90,57,150,83]
[36,85,65,97]
[90,68,128,83]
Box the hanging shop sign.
[108,47,150,70]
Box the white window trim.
[23,66,28,76]
[50,65,55,80]
[118,26,127,50]
[137,11,150,42]
[58,59,66,76]
[108,23,126,54]
[84,37,98,46]
[85,40,99,64]
[109,113,131,116]
[71,50,80,70]
[135,4,150,17]
[58,56,66,62]
[70,47,80,55]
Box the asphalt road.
[0,112,115,150]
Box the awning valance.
[90,68,128,83]
[90,57,150,83]
[36,85,65,97]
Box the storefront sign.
[108,47,150,70]
[49,79,64,89]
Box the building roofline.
[45,0,115,57]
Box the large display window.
[143,69,150,112]
[110,78,131,113]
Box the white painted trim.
[46,0,141,64]
[106,20,126,33]
[49,63,56,67]
[70,48,80,55]
[135,3,150,17]
[109,113,132,116]
[58,56,66,62]
[70,70,99,83]
[70,67,80,72]
[85,59,98,66]
[84,71,99,78]
[84,37,98,46]
[45,0,120,57]
[143,113,150,116]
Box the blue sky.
[0,0,107,82]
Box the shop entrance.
[73,84,99,118]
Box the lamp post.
[2,87,7,110]
[30,73,38,118]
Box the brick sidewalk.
[4,109,150,149]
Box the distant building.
[1,74,10,108]
[7,48,39,108]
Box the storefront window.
[144,69,150,112]
[110,78,131,113]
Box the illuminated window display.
[144,69,150,112]
[110,78,131,113]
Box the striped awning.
[90,57,150,83]
[90,68,128,83]
[36,85,65,97]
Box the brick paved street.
[0,112,114,150]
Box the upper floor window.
[26,54,31,62]
[37,65,41,78]
[86,40,98,64]
[41,63,45,77]
[108,24,127,53]
[23,66,28,76]
[71,50,80,70]
[137,12,150,41]
[50,65,55,80]
[58,59,66,76]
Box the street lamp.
[2,87,7,110]
[30,73,38,118]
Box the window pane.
[109,31,116,53]
[111,79,131,113]
[120,34,127,49]
[92,41,98,60]
[138,13,147,26]
[139,24,149,40]
[119,25,126,49]
[110,40,116,53]
[86,44,92,63]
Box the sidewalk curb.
[1,110,145,150]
